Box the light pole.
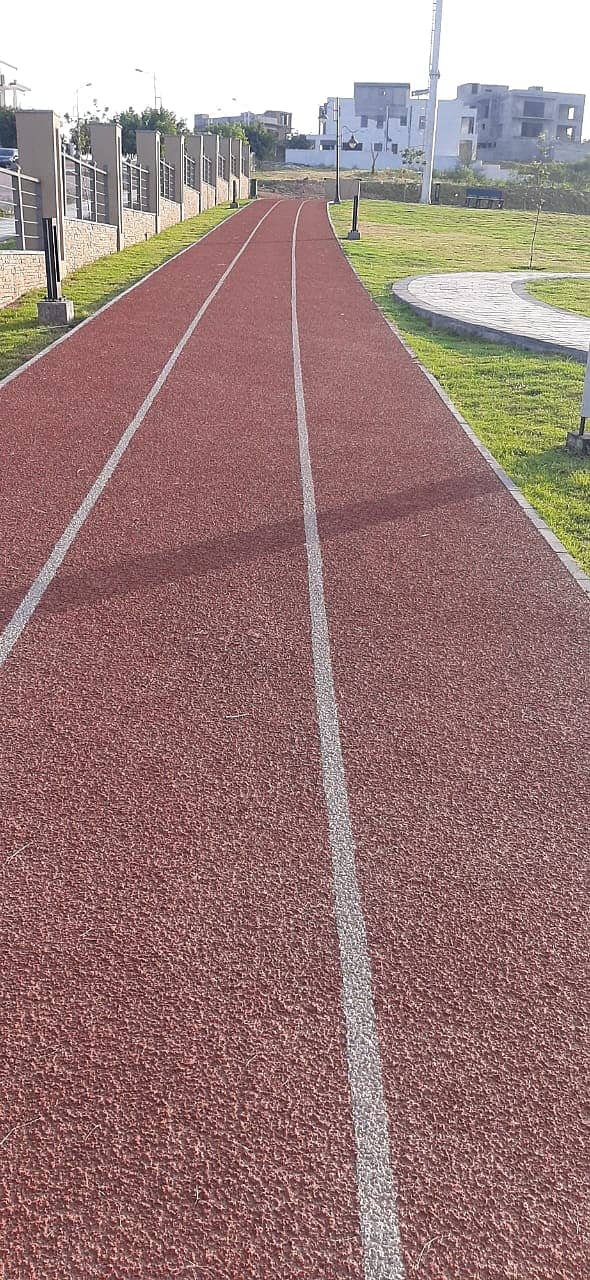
[135,67,158,110]
[75,81,93,155]
[334,96,341,204]
[421,0,444,204]
[0,58,17,109]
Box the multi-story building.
[457,82,586,162]
[194,109,293,143]
[286,81,477,172]
[193,113,210,134]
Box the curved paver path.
[393,270,590,360]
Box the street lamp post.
[421,0,444,204]
[334,96,341,204]
[75,81,93,155]
[135,67,158,110]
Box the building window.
[374,142,383,152]
[419,116,426,131]
[400,114,407,127]
[390,143,398,155]
[524,99,545,118]
[360,115,368,128]
[521,120,544,138]
[376,116,384,128]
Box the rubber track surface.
[0,198,588,1279]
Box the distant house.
[194,109,293,143]
[457,82,586,163]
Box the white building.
[285,81,477,172]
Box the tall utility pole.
[334,96,341,203]
[420,0,444,204]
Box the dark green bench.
[465,187,504,210]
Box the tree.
[140,106,187,137]
[368,142,381,176]
[0,107,17,147]
[64,99,110,155]
[208,121,247,141]
[242,123,276,164]
[112,106,187,156]
[288,133,313,150]
[401,147,424,172]
[526,133,550,268]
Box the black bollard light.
[347,182,361,240]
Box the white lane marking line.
[325,204,590,602]
[0,202,280,670]
[0,202,254,394]
[291,203,406,1279]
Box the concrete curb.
[325,205,590,602]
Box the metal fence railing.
[159,157,175,201]
[203,155,213,186]
[0,170,43,251]
[122,159,149,212]
[184,155,197,189]
[218,154,227,181]
[62,151,109,223]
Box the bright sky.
[2,0,589,137]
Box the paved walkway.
[393,270,590,359]
[0,201,589,1280]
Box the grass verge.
[526,277,590,318]
[330,200,589,577]
[0,203,243,381]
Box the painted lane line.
[291,203,406,1280]
[325,205,590,602]
[0,202,280,670]
[0,201,256,394]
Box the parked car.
[0,147,19,169]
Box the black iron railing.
[1,171,43,250]
[184,155,197,189]
[159,157,175,201]
[62,151,109,223]
[122,159,149,211]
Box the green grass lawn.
[0,203,242,382]
[526,277,590,318]
[330,200,590,577]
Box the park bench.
[465,187,504,210]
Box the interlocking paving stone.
[393,271,590,359]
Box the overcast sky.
[2,0,589,136]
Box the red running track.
[0,198,588,1279]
